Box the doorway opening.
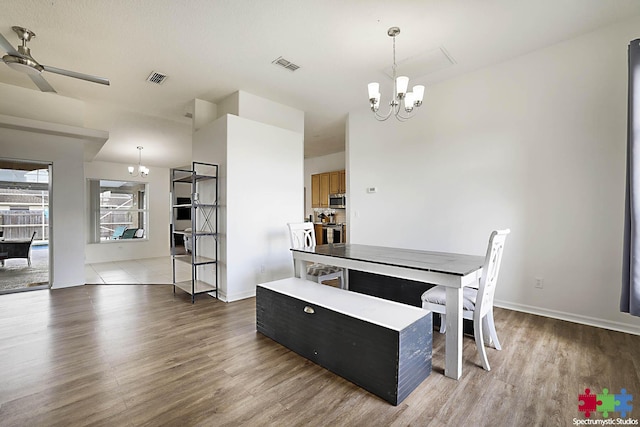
[0,159,51,294]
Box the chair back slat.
[287,222,317,249]
[475,229,510,319]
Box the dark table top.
[291,243,485,276]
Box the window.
[88,179,148,242]
[0,163,50,242]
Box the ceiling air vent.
[272,56,300,72]
[146,71,168,85]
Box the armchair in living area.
[287,222,344,288]
[421,229,510,371]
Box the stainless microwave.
[329,193,346,208]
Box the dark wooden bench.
[256,277,432,405]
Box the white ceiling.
[1,0,640,163]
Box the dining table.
[291,243,485,380]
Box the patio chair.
[111,226,127,240]
[121,228,138,239]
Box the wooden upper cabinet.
[319,173,330,207]
[311,174,321,207]
[329,171,341,194]
[311,170,346,208]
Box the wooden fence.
[0,211,48,240]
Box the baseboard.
[211,289,256,303]
[494,299,640,336]
[225,289,256,302]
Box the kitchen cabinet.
[320,173,330,207]
[329,171,341,194]
[311,174,320,207]
[329,170,346,194]
[314,223,324,245]
[312,170,346,208]
[311,172,330,208]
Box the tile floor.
[85,256,192,284]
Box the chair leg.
[474,317,491,371]
[485,310,501,350]
[439,314,446,334]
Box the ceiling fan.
[0,26,110,93]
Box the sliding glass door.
[0,159,51,293]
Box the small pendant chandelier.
[368,27,425,122]
[128,146,149,177]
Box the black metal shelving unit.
[170,162,218,303]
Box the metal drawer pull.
[304,306,315,314]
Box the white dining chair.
[287,222,344,288]
[421,229,510,371]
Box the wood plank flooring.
[1,285,639,426]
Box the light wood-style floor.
[1,285,639,426]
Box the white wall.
[226,114,303,300]
[84,161,170,264]
[237,91,305,134]
[304,151,346,217]
[347,16,640,334]
[193,114,303,301]
[192,116,228,297]
[0,121,97,289]
[217,90,305,134]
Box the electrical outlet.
[535,277,544,289]
[260,265,266,274]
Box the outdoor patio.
[0,243,48,292]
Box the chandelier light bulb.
[413,85,425,106]
[396,76,409,97]
[404,92,415,112]
[368,82,379,101]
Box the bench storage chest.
[256,278,432,405]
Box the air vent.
[272,56,300,72]
[146,71,168,85]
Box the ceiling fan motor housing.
[2,54,43,75]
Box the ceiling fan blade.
[42,64,110,86]
[0,32,21,57]
[28,73,56,93]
